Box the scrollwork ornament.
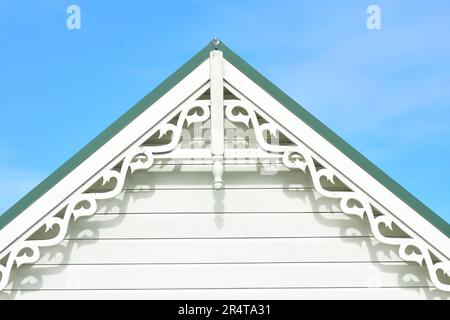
[225,100,450,292]
[0,101,211,291]
[0,94,448,293]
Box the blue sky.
[0,1,449,223]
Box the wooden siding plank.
[2,287,442,300]
[90,171,344,191]
[36,238,402,265]
[8,263,431,290]
[64,213,381,239]
[96,189,341,214]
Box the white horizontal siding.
[65,212,375,239]
[6,263,432,290]
[35,238,402,265]
[90,170,345,191]
[96,189,341,214]
[2,288,442,300]
[4,170,447,300]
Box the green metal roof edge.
[218,42,449,238]
[0,42,213,231]
[1,39,448,238]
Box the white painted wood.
[221,83,450,291]
[35,238,403,265]
[7,164,448,299]
[90,168,340,215]
[210,50,225,190]
[2,51,449,298]
[0,60,211,253]
[7,262,433,290]
[2,287,444,300]
[90,171,345,191]
[210,50,224,157]
[138,149,284,162]
[222,60,450,258]
[95,189,341,214]
[65,212,376,239]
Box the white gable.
[0,46,448,299]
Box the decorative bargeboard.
[0,62,449,294]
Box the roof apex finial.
[212,37,221,50]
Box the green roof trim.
[1,39,448,238]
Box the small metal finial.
[212,38,221,50]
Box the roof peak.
[211,37,222,50]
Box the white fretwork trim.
[223,84,450,292]
[1,51,448,293]
[223,58,450,258]
[0,90,211,291]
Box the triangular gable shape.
[0,40,449,297]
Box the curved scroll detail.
[226,100,450,292]
[0,100,211,291]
